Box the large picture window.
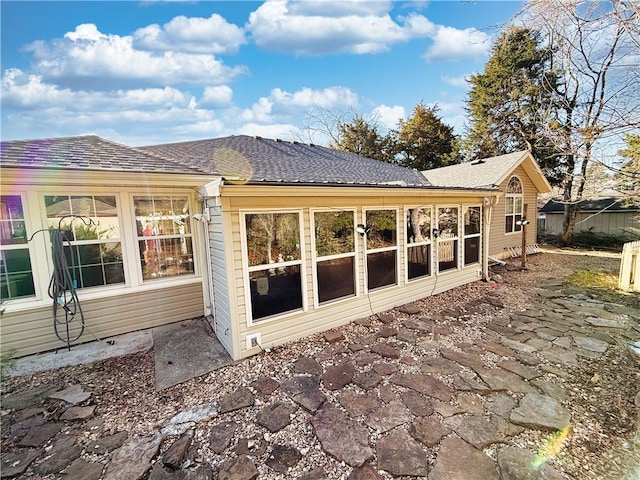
[134,195,194,280]
[464,206,481,266]
[406,207,431,281]
[313,210,356,304]
[244,212,303,322]
[437,207,459,272]
[365,209,397,290]
[45,195,124,289]
[1,195,35,300]
[505,176,524,234]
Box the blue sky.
[1,1,523,146]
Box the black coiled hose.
[48,227,85,349]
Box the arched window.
[505,176,523,234]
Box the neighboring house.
[1,135,501,360]
[422,150,552,260]
[539,197,640,242]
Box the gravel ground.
[2,246,639,479]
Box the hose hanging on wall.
[31,215,100,350]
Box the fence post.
[619,240,640,292]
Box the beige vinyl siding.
[220,186,491,360]
[489,165,539,260]
[1,282,204,357]
[208,198,234,356]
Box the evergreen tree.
[465,27,563,183]
[394,103,459,171]
[330,115,394,162]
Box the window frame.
[0,193,37,301]
[363,207,399,292]
[405,206,433,282]
[436,206,460,273]
[310,208,358,308]
[240,209,306,326]
[505,176,524,235]
[132,194,196,283]
[463,205,482,266]
[43,193,126,292]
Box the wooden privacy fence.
[619,240,640,292]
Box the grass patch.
[565,269,619,290]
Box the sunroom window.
[464,206,482,266]
[313,210,356,304]
[0,195,35,300]
[44,195,124,289]
[437,207,459,272]
[244,212,303,322]
[365,209,397,290]
[406,207,432,280]
[133,195,194,280]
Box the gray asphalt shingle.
[422,151,530,189]
[0,135,205,174]
[139,135,431,187]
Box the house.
[1,135,501,361]
[539,197,640,243]
[422,150,552,260]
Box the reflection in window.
[464,206,481,266]
[505,176,523,234]
[365,209,397,289]
[0,195,35,300]
[134,195,194,280]
[314,210,356,304]
[406,207,431,280]
[245,212,304,322]
[437,207,459,272]
[45,195,124,289]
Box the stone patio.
[1,276,639,479]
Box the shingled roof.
[139,135,431,187]
[422,150,552,193]
[0,135,205,174]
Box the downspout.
[482,195,499,281]
[198,178,223,327]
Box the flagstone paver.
[2,271,638,479]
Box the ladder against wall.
[619,240,640,292]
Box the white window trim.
[463,205,482,267]
[505,175,524,235]
[1,188,202,313]
[310,208,358,309]
[404,205,433,283]
[363,207,399,293]
[130,193,199,285]
[436,205,461,274]
[240,208,307,327]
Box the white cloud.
[201,85,233,106]
[133,14,246,54]
[25,24,247,88]
[423,26,491,62]
[236,122,299,140]
[247,1,434,55]
[270,86,359,109]
[441,75,469,88]
[371,104,405,130]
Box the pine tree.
[394,103,459,171]
[465,27,563,183]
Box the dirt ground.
[2,246,639,479]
